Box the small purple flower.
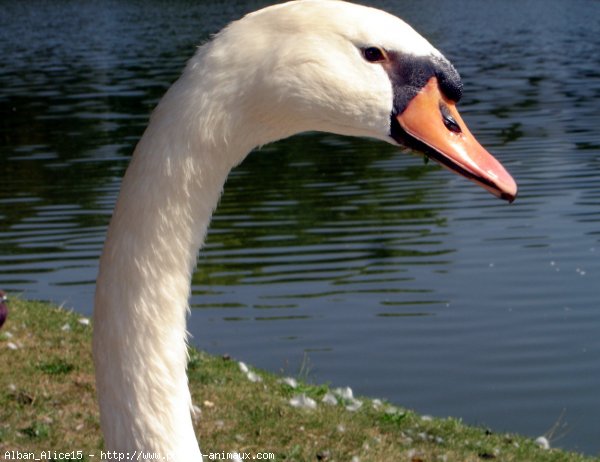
[0,291,8,329]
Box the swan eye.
[362,47,386,63]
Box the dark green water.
[1,0,599,454]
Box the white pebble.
[385,405,399,415]
[372,399,382,409]
[61,323,71,331]
[334,386,354,400]
[238,361,249,374]
[78,317,90,326]
[237,361,262,382]
[322,392,338,406]
[345,398,363,412]
[7,342,18,350]
[535,436,550,450]
[281,377,298,388]
[289,393,317,410]
[406,449,422,459]
[246,371,262,383]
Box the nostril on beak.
[440,103,462,134]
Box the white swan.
[92,1,517,459]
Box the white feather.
[92,1,442,459]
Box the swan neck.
[93,75,244,458]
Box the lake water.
[1,0,599,455]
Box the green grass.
[0,297,597,461]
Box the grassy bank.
[0,297,596,461]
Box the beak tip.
[497,178,518,203]
[501,190,517,204]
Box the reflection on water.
[194,135,453,315]
[1,0,600,455]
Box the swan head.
[194,0,517,201]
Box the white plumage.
[93,1,516,460]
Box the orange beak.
[396,77,517,202]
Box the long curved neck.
[92,61,258,459]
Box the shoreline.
[0,297,596,461]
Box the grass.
[0,297,597,461]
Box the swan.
[92,0,517,459]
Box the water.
[1,0,599,455]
